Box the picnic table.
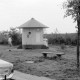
[42,52,64,58]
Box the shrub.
[0,31,8,45]
[44,33,77,46]
[0,28,22,46]
[9,28,22,45]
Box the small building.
[18,18,48,49]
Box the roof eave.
[18,26,49,29]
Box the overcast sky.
[0,0,77,33]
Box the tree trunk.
[77,20,80,72]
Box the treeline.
[44,33,77,46]
[0,28,78,46]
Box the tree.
[9,27,22,45]
[63,0,80,72]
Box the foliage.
[0,31,8,45]
[0,28,22,45]
[0,29,77,46]
[44,33,77,46]
[9,28,22,45]
[63,0,80,22]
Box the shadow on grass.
[10,79,15,80]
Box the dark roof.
[18,18,48,28]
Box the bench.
[56,52,65,58]
[42,52,64,58]
[42,52,53,58]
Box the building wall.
[22,28,44,45]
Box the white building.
[18,18,48,49]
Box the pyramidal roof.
[19,18,48,28]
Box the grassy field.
[0,45,80,80]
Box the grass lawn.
[0,45,80,80]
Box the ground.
[0,45,80,80]
[13,70,54,80]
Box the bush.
[9,28,22,45]
[44,33,77,46]
[0,31,8,45]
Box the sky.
[0,0,77,33]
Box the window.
[29,32,31,34]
